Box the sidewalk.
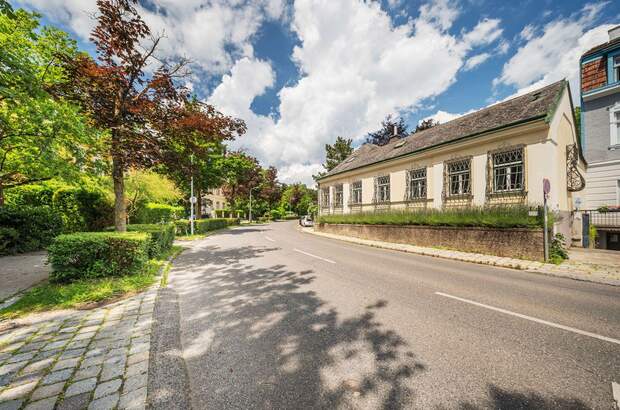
[0,284,159,410]
[0,252,50,302]
[303,228,620,287]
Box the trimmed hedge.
[48,232,150,283]
[125,224,175,258]
[318,206,544,229]
[134,202,184,224]
[173,218,239,236]
[0,206,64,255]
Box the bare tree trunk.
[112,143,126,232]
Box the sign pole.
[190,154,195,236]
[543,178,550,263]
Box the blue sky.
[14,0,620,184]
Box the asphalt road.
[155,221,620,409]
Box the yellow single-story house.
[316,80,587,242]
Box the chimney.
[609,26,620,41]
[393,125,398,136]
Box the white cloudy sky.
[15,0,620,185]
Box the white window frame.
[334,184,343,208]
[376,175,390,203]
[610,103,620,146]
[492,148,524,193]
[350,181,362,205]
[447,159,471,197]
[408,168,427,200]
[617,180,620,206]
[321,187,330,208]
[615,56,620,83]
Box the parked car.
[299,215,314,227]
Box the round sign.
[190,196,197,204]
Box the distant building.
[201,187,228,217]
[580,25,620,249]
[317,80,586,244]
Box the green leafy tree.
[414,118,439,132]
[314,136,354,180]
[365,115,408,146]
[280,183,316,216]
[0,9,101,204]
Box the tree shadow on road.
[170,244,424,409]
[454,384,592,410]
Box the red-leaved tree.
[65,0,245,230]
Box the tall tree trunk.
[112,144,126,232]
[196,188,202,220]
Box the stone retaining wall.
[316,223,545,261]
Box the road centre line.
[293,248,336,264]
[435,292,620,346]
[264,236,275,242]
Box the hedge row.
[48,232,150,283]
[126,224,175,258]
[134,202,184,224]
[0,206,64,256]
[174,218,240,236]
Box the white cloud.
[16,0,288,75]
[423,108,477,124]
[209,0,504,184]
[464,52,491,70]
[495,2,612,100]
[519,24,536,41]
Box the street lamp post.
[190,154,195,235]
[249,186,258,223]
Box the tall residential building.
[580,25,620,249]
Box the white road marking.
[435,292,620,346]
[293,248,336,264]
[264,236,275,242]
[612,382,620,409]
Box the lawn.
[0,246,184,320]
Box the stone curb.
[302,228,620,287]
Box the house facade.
[316,80,586,243]
[580,25,620,249]
[201,187,228,217]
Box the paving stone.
[31,382,66,401]
[18,342,46,353]
[128,343,148,356]
[88,392,119,410]
[93,378,122,399]
[0,353,10,363]
[42,368,73,385]
[73,332,95,341]
[0,362,26,377]
[127,351,148,366]
[23,396,58,410]
[0,380,38,401]
[81,354,105,367]
[0,399,23,410]
[6,352,35,364]
[118,386,146,410]
[106,348,127,358]
[57,392,90,410]
[65,377,97,397]
[21,358,55,375]
[59,327,78,334]
[52,357,80,372]
[78,326,99,334]
[125,361,147,377]
[122,372,147,394]
[0,343,25,354]
[6,372,40,388]
[60,348,86,360]
[100,363,124,382]
[42,341,67,351]
[33,350,60,361]
[74,364,101,381]
[0,372,13,388]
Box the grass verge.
[0,246,185,320]
[318,206,546,229]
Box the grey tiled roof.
[320,80,566,179]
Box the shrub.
[125,224,175,258]
[48,232,150,282]
[318,206,543,229]
[282,214,299,220]
[195,218,228,233]
[270,209,283,220]
[0,206,64,255]
[7,182,113,232]
[549,233,569,264]
[174,219,190,236]
[224,218,240,226]
[134,202,184,224]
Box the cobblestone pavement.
[0,285,158,410]
[305,228,620,286]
